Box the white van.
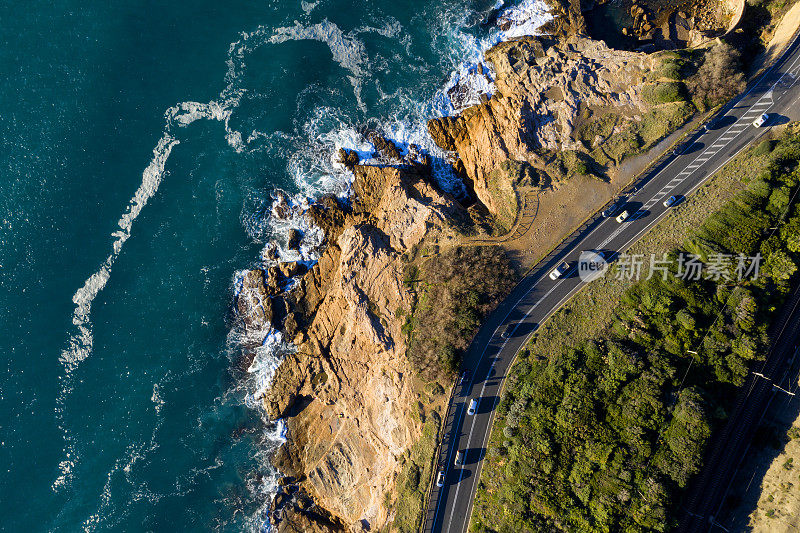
[753,113,769,128]
[549,262,570,280]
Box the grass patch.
[391,412,442,532]
[642,82,687,105]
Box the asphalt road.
[422,31,800,533]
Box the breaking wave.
[55,0,552,529]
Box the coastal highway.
[422,31,800,533]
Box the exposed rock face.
[237,269,279,338]
[366,131,403,164]
[237,156,463,529]
[287,228,302,251]
[236,10,663,531]
[428,35,654,216]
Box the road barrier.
[418,381,457,532]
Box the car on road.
[549,261,570,280]
[454,450,465,467]
[753,113,770,128]
[616,210,630,223]
[458,369,471,386]
[602,199,625,218]
[467,398,478,415]
[500,323,515,339]
[663,195,678,207]
[436,470,445,487]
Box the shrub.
[406,246,517,379]
[642,82,686,105]
[687,41,746,108]
[472,128,800,533]
[753,139,775,157]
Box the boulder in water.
[287,228,302,251]
[337,147,360,170]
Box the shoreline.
[231,0,761,530]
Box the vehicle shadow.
[513,321,539,338]
[681,140,704,155]
[710,114,737,130]
[465,447,488,465]
[473,396,499,416]
[769,113,791,127]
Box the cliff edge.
[235,11,688,532]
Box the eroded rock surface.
[238,159,462,529]
[236,8,668,531]
[428,35,655,216]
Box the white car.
[663,195,678,207]
[753,113,769,128]
[467,398,478,415]
[436,470,445,487]
[549,262,570,280]
[616,210,630,223]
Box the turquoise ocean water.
[0,1,548,530]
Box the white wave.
[54,20,278,493]
[434,0,552,115]
[269,1,552,201]
[243,418,288,533]
[354,17,403,39]
[246,331,292,408]
[151,383,164,416]
[300,1,319,15]
[269,19,369,110]
[498,0,553,40]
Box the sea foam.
[54,19,277,493]
[55,1,554,528]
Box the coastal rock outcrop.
[237,7,672,531]
[238,155,463,529]
[428,35,655,217]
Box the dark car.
[459,370,471,386]
[602,199,626,218]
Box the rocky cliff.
[237,149,464,531]
[235,8,680,532]
[428,34,656,221]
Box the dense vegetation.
[686,41,746,110]
[404,246,517,379]
[472,129,800,532]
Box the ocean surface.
[0,1,549,530]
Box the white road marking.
[443,272,571,531]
